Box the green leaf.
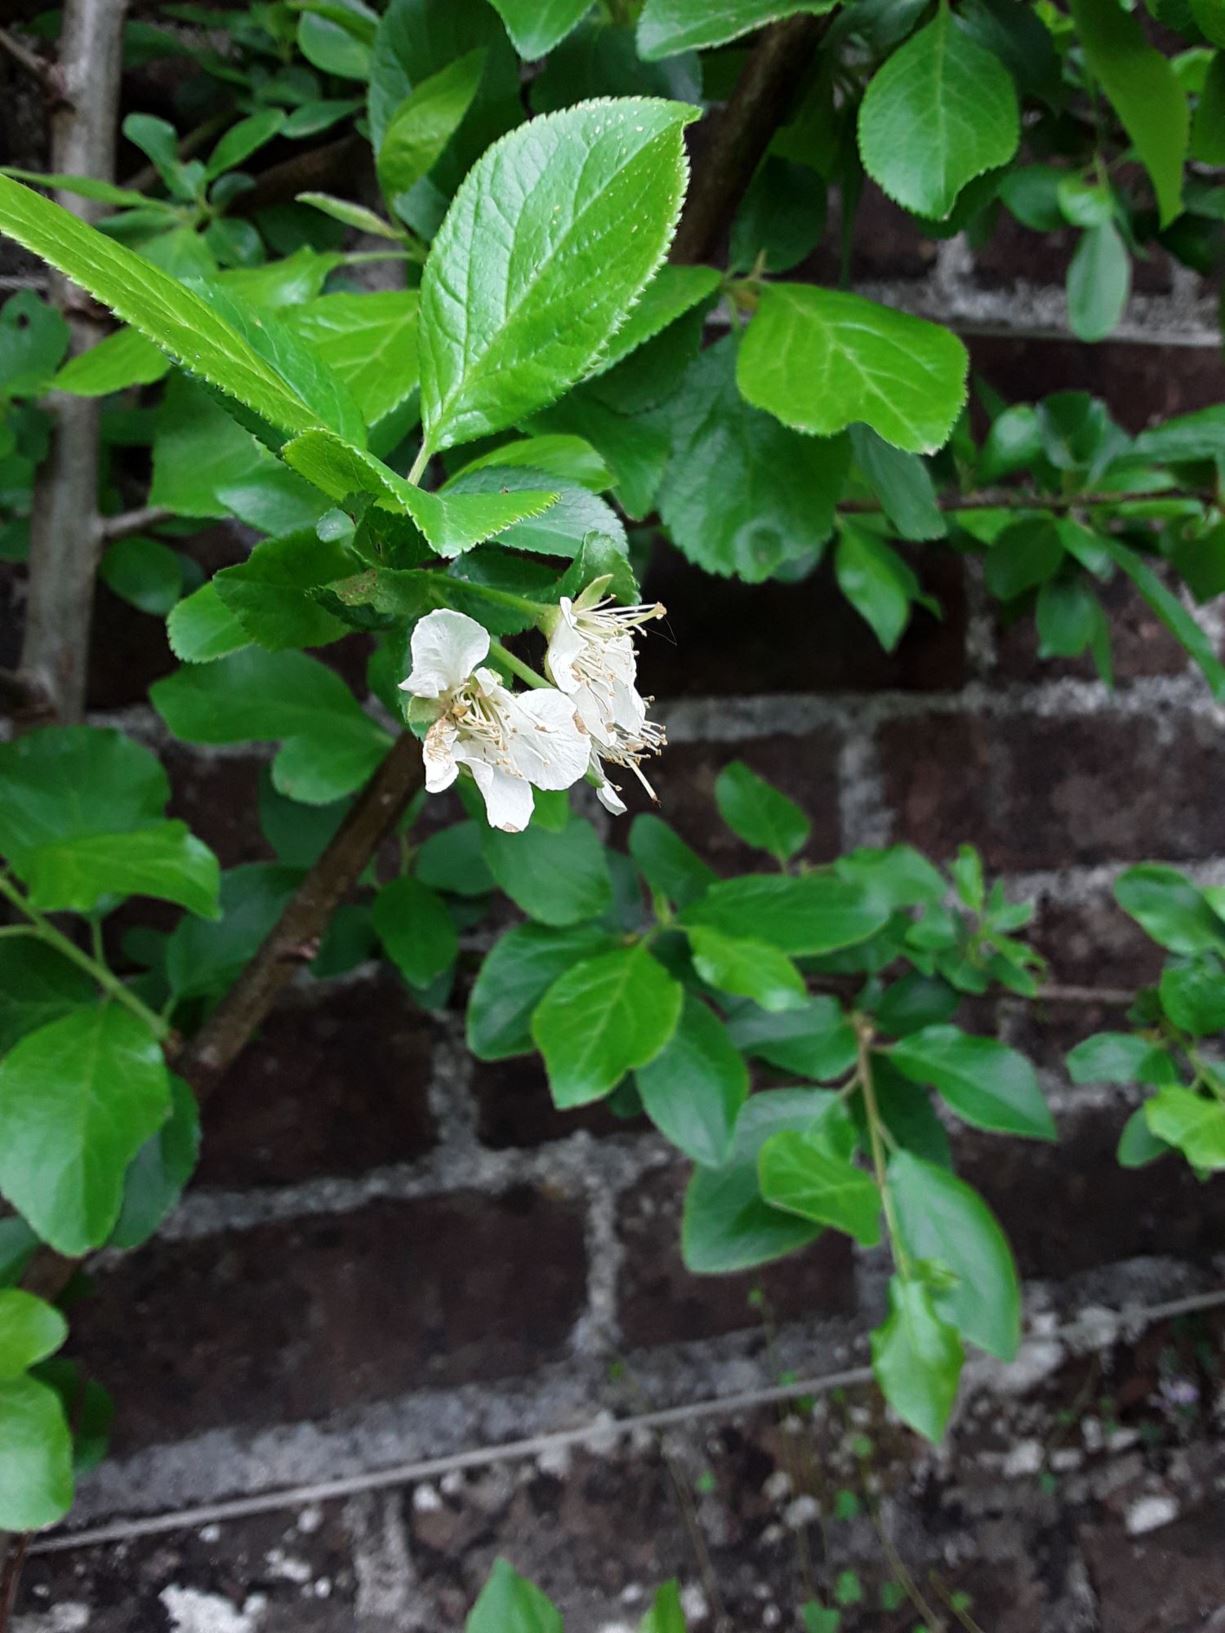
[100,536,184,617]
[531,943,683,1107]
[149,376,267,520]
[1070,0,1188,227]
[1159,955,1225,1035]
[0,176,328,439]
[682,873,889,956]
[983,517,1064,600]
[870,1274,963,1440]
[857,6,1019,220]
[1096,537,1225,700]
[1191,51,1225,162]
[489,0,591,57]
[281,428,557,556]
[638,0,836,59]
[592,263,722,376]
[714,760,811,862]
[214,530,351,651]
[52,325,169,396]
[415,820,497,896]
[206,109,287,179]
[727,995,858,1081]
[468,921,618,1059]
[110,1073,200,1250]
[0,1006,171,1255]
[1193,0,1225,46]
[418,98,698,455]
[738,284,968,455]
[0,167,159,209]
[835,523,924,651]
[378,49,487,203]
[298,9,372,77]
[0,291,69,397]
[0,1291,67,1381]
[640,1581,687,1633]
[1116,863,1225,953]
[297,192,404,239]
[759,1129,881,1245]
[629,814,716,909]
[290,292,421,428]
[729,156,827,276]
[890,1025,1056,1140]
[467,1559,562,1633]
[372,874,459,988]
[1145,1085,1225,1169]
[636,994,748,1166]
[1067,1031,1172,1084]
[889,1150,1019,1358]
[1067,221,1131,342]
[1117,1104,1173,1168]
[0,725,168,869]
[24,822,221,920]
[659,337,849,580]
[1036,576,1100,658]
[0,943,96,1056]
[0,1375,74,1530]
[480,818,612,927]
[848,425,945,542]
[682,1088,830,1272]
[168,583,250,664]
[689,925,808,1012]
[164,864,301,1002]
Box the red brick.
[1030,892,1165,991]
[472,1055,641,1148]
[1081,1497,1225,1633]
[878,713,993,863]
[993,574,1189,685]
[72,1188,588,1451]
[163,742,270,868]
[197,974,436,1188]
[616,1165,856,1349]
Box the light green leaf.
[0,944,96,1056]
[290,292,421,427]
[468,922,618,1059]
[1145,1085,1225,1169]
[52,325,168,397]
[636,994,748,1166]
[489,0,591,57]
[206,109,287,179]
[590,263,722,377]
[629,814,716,909]
[466,1559,562,1633]
[714,760,810,862]
[1116,863,1225,954]
[1117,1104,1173,1168]
[849,425,945,542]
[871,1274,963,1440]
[689,925,808,1012]
[640,1581,687,1633]
[835,523,923,651]
[1096,536,1225,699]
[858,6,1019,220]
[298,9,372,78]
[682,872,889,956]
[890,1025,1056,1140]
[167,583,250,664]
[737,284,968,455]
[1191,51,1225,163]
[0,726,167,870]
[0,1290,67,1381]
[0,167,160,209]
[889,1150,1020,1358]
[480,818,612,926]
[109,1073,200,1251]
[214,530,352,651]
[638,0,835,59]
[1067,1031,1173,1085]
[0,1375,74,1530]
[660,337,849,580]
[1070,0,1188,227]
[1067,220,1131,342]
[373,874,459,988]
[0,1006,171,1255]
[418,97,698,455]
[759,1129,881,1245]
[296,191,404,238]
[24,822,221,920]
[532,943,683,1107]
[378,49,487,203]
[726,995,858,1081]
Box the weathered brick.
[1029,891,1165,990]
[71,1189,588,1451]
[878,713,993,862]
[472,1055,640,1148]
[992,574,1189,685]
[163,742,270,868]
[197,975,436,1188]
[616,1166,856,1350]
[1081,1497,1225,1633]
[973,211,1175,295]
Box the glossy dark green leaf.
[214,530,352,651]
[372,874,459,989]
[109,1074,200,1251]
[890,1026,1056,1140]
[629,814,716,909]
[480,818,612,927]
[638,0,836,58]
[637,994,748,1166]
[849,425,945,542]
[726,995,858,1081]
[683,872,889,957]
[0,943,97,1056]
[468,922,618,1059]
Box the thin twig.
[98,504,173,543]
[838,488,1217,516]
[0,25,53,90]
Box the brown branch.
[230,133,368,218]
[98,504,173,543]
[838,487,1219,516]
[0,24,54,90]
[669,13,827,265]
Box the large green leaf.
[468,922,618,1059]
[659,337,849,580]
[870,1274,963,1441]
[0,1375,74,1530]
[889,1025,1056,1140]
[109,1073,200,1251]
[1070,0,1188,227]
[489,0,591,57]
[372,874,459,989]
[857,5,1019,220]
[0,726,167,868]
[213,531,352,652]
[0,943,96,1056]
[688,925,808,1012]
[418,98,698,455]
[0,1006,171,1255]
[1115,863,1225,954]
[726,995,858,1081]
[0,1290,67,1381]
[480,818,612,927]
[738,285,969,455]
[682,872,889,956]
[531,943,683,1106]
[290,293,421,427]
[714,760,810,862]
[467,1559,562,1633]
[759,1129,882,1245]
[636,994,749,1165]
[23,822,221,920]
[0,176,328,439]
[638,0,836,58]
[889,1150,1019,1359]
[1145,1085,1225,1170]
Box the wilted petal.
[510,688,591,791]
[422,715,460,793]
[468,758,534,832]
[596,775,627,815]
[545,602,586,693]
[401,609,489,699]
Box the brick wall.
[5,182,1225,1628]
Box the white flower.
[399,608,589,833]
[544,587,667,814]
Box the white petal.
[468,759,534,832]
[422,716,460,793]
[596,776,627,815]
[510,688,591,790]
[610,677,648,734]
[401,609,489,699]
[570,683,615,745]
[545,606,585,694]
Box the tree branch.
[98,504,173,543]
[669,13,827,265]
[0,24,55,90]
[838,487,1219,516]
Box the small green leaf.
[0,943,96,1056]
[467,1559,562,1633]
[858,6,1019,220]
[689,924,808,1012]
[168,583,250,664]
[1159,955,1225,1036]
[636,994,749,1166]
[206,109,287,180]
[984,517,1064,600]
[1036,577,1100,658]
[727,995,858,1081]
[890,1026,1056,1140]
[0,1006,171,1255]
[714,760,811,862]
[23,822,221,920]
[1067,1031,1173,1085]
[682,872,889,957]
[1145,1085,1225,1169]
[213,530,352,651]
[640,1580,687,1633]
[468,922,618,1059]
[489,0,592,57]
[849,425,945,542]
[1066,221,1131,343]
[0,1291,67,1381]
[1116,864,1225,953]
[1117,1104,1174,1168]
[738,284,968,455]
[0,1375,74,1530]
[870,1273,964,1440]
[480,818,612,927]
[415,821,496,897]
[109,1073,200,1251]
[99,536,184,617]
[532,943,683,1107]
[52,325,169,396]
[835,523,924,651]
[629,814,716,909]
[0,291,69,396]
[372,874,459,989]
[759,1129,881,1245]
[378,49,487,203]
[1191,51,1225,163]
[638,0,836,59]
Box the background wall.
[3,124,1225,1631]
